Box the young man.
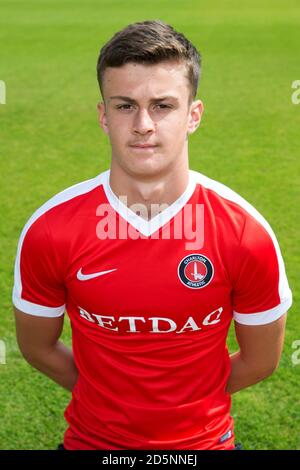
[12,20,292,450]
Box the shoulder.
[190,171,292,314]
[19,171,108,238]
[190,169,276,239]
[15,170,109,266]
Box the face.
[97,60,203,179]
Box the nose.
[133,108,155,135]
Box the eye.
[155,104,172,109]
[116,104,134,110]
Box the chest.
[64,234,232,335]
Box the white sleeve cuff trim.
[13,289,65,318]
[233,292,292,325]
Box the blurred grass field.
[0,0,299,450]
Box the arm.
[14,307,78,392]
[226,312,287,394]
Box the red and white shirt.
[12,169,292,450]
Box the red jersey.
[12,169,292,450]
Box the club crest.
[178,254,214,289]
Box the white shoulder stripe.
[13,171,107,316]
[233,296,291,325]
[190,170,292,310]
[12,291,65,317]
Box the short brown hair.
[96,20,201,103]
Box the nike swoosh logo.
[77,267,117,281]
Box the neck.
[109,160,190,220]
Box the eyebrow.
[108,95,179,104]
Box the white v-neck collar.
[102,170,196,237]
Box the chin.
[119,152,162,175]
[125,162,167,179]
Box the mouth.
[129,144,158,150]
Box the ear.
[97,101,109,135]
[187,100,204,135]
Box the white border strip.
[233,294,292,325]
[13,288,65,317]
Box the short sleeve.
[232,214,292,325]
[12,211,66,317]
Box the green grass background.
[0,0,299,450]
